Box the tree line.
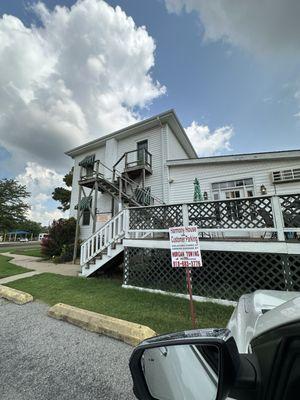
[0,167,73,238]
[0,179,45,236]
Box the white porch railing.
[80,209,128,266]
[127,194,300,241]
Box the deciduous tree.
[52,167,73,211]
[0,179,30,231]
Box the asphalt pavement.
[0,299,136,400]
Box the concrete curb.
[0,285,33,304]
[48,303,156,346]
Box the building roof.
[166,149,300,166]
[65,109,197,158]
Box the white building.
[66,110,196,240]
[168,151,300,203]
[66,110,300,302]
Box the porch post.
[124,208,130,238]
[271,195,285,241]
[119,177,123,211]
[73,167,83,264]
[92,161,99,234]
[182,204,189,227]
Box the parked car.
[129,290,300,399]
[19,238,29,242]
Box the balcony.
[114,148,152,180]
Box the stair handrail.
[80,209,127,266]
[97,159,165,206]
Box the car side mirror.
[129,328,259,400]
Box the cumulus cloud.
[186,121,233,156]
[0,0,165,172]
[0,0,165,221]
[165,0,300,58]
[16,162,65,225]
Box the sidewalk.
[1,253,80,282]
[0,271,43,284]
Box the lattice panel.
[129,205,183,230]
[279,194,300,228]
[124,247,297,301]
[194,251,286,299]
[287,254,300,290]
[124,247,186,292]
[188,197,274,229]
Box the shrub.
[41,218,77,262]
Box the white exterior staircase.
[79,158,165,277]
[80,210,128,277]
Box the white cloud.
[16,162,65,225]
[0,1,165,171]
[26,204,64,227]
[186,121,233,156]
[165,0,300,58]
[0,0,165,220]
[165,0,300,126]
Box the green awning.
[79,154,95,168]
[75,196,92,211]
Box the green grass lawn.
[0,245,43,258]
[6,273,234,334]
[12,246,43,257]
[0,255,32,279]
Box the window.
[225,190,241,199]
[79,154,95,177]
[82,210,90,226]
[137,140,148,164]
[86,166,94,177]
[212,178,254,200]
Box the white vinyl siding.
[117,125,165,201]
[166,124,189,160]
[69,122,194,240]
[168,159,300,204]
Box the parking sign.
[169,226,202,268]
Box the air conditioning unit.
[272,168,300,183]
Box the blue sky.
[1,0,299,153]
[0,0,299,223]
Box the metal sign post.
[186,267,196,328]
[169,226,202,329]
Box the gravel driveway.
[0,299,136,400]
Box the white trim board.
[123,239,300,254]
[122,284,237,307]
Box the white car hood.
[227,290,300,353]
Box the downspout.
[157,117,166,203]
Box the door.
[137,140,148,165]
[225,190,242,199]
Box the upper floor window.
[82,209,90,226]
[137,140,148,165]
[79,154,95,177]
